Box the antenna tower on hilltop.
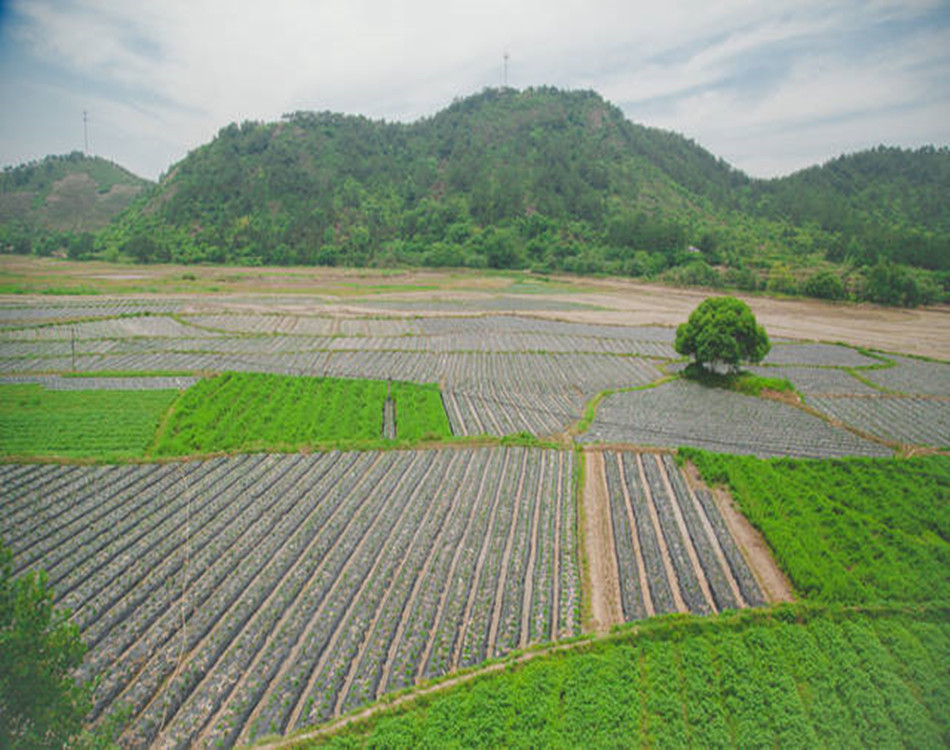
[83,110,89,155]
[504,51,509,87]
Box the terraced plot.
[809,395,950,447]
[598,451,765,622]
[747,366,879,395]
[580,380,892,458]
[762,343,881,367]
[0,448,578,747]
[862,355,950,397]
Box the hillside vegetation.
[3,89,947,306]
[0,152,150,256]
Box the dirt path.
[582,451,623,634]
[682,462,794,604]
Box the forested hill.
[106,88,744,271]
[36,88,950,304]
[0,152,150,255]
[742,146,950,271]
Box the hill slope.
[99,88,769,271]
[0,152,150,254]
[73,88,950,302]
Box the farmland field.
[0,448,578,746]
[580,380,892,457]
[684,450,950,604]
[0,384,179,459]
[304,607,950,748]
[1,270,949,748]
[598,451,766,621]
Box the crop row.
[0,300,186,325]
[861,355,950,397]
[762,343,880,367]
[2,328,675,359]
[0,348,662,393]
[0,448,578,747]
[443,388,583,436]
[684,450,950,605]
[0,375,199,390]
[0,316,209,340]
[417,316,676,341]
[809,395,950,447]
[602,451,763,621]
[318,609,948,747]
[748,365,880,395]
[581,380,892,458]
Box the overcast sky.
[1,0,948,181]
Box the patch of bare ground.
[542,275,950,360]
[582,451,623,634]
[681,461,794,604]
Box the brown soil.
[4,259,946,358]
[582,450,624,634]
[541,276,950,360]
[682,462,794,603]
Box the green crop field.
[683,450,950,604]
[305,607,948,748]
[0,384,178,460]
[152,372,452,456]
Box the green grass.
[0,384,177,460]
[680,362,796,397]
[682,450,950,604]
[388,382,452,442]
[152,373,452,456]
[301,606,949,748]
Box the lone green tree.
[0,543,90,747]
[675,296,770,372]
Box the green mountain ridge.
[0,151,151,255]
[4,88,948,304]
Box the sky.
[1,0,948,182]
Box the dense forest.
[2,89,948,306]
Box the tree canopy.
[0,543,90,748]
[675,296,770,371]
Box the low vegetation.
[0,384,177,460]
[153,373,452,455]
[683,450,950,604]
[300,606,948,748]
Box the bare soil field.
[3,257,947,358]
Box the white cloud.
[3,0,948,178]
